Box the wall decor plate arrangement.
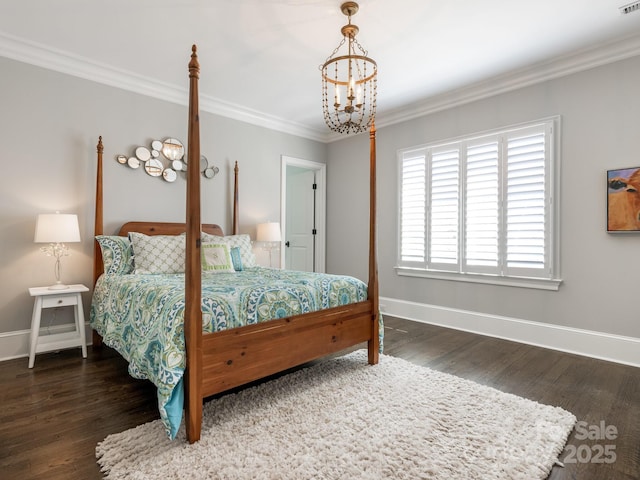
[607,166,640,232]
[116,137,219,183]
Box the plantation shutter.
[399,149,426,265]
[504,126,548,277]
[396,118,556,285]
[428,146,459,269]
[464,139,500,274]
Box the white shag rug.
[96,350,576,480]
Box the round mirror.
[151,140,163,151]
[200,155,209,172]
[162,138,184,161]
[145,158,163,177]
[116,154,127,164]
[163,168,177,183]
[127,157,140,169]
[135,146,151,162]
[204,166,219,179]
[172,160,184,171]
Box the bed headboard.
[117,222,224,237]
[93,134,234,290]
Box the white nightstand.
[28,284,89,368]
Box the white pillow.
[201,243,235,272]
[201,233,256,268]
[129,232,185,274]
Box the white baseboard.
[380,297,640,368]
[0,323,93,363]
[4,302,638,368]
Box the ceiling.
[2,0,640,142]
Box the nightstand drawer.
[42,295,79,308]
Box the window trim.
[395,266,562,290]
[396,116,563,289]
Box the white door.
[285,167,315,271]
[281,156,326,273]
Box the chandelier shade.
[321,2,377,135]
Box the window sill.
[395,267,563,291]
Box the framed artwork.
[607,166,640,232]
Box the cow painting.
[607,167,640,232]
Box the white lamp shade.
[34,213,81,243]
[256,222,281,243]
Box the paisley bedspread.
[90,267,379,438]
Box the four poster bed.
[90,45,380,444]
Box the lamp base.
[48,283,70,290]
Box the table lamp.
[256,221,281,268]
[34,212,81,289]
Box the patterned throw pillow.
[129,232,185,274]
[95,235,134,275]
[201,233,256,268]
[201,243,235,272]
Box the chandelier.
[321,1,377,134]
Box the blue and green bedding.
[90,267,379,438]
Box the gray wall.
[327,54,640,339]
[3,51,639,344]
[0,57,325,335]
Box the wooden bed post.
[233,161,239,235]
[92,136,104,348]
[367,122,380,365]
[184,45,203,443]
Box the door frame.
[280,155,326,273]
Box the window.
[397,118,561,290]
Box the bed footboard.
[201,301,376,397]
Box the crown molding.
[198,93,327,142]
[2,30,640,143]
[376,32,640,130]
[0,31,327,143]
[0,31,189,106]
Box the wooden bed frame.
[92,45,379,443]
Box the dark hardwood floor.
[0,316,638,479]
